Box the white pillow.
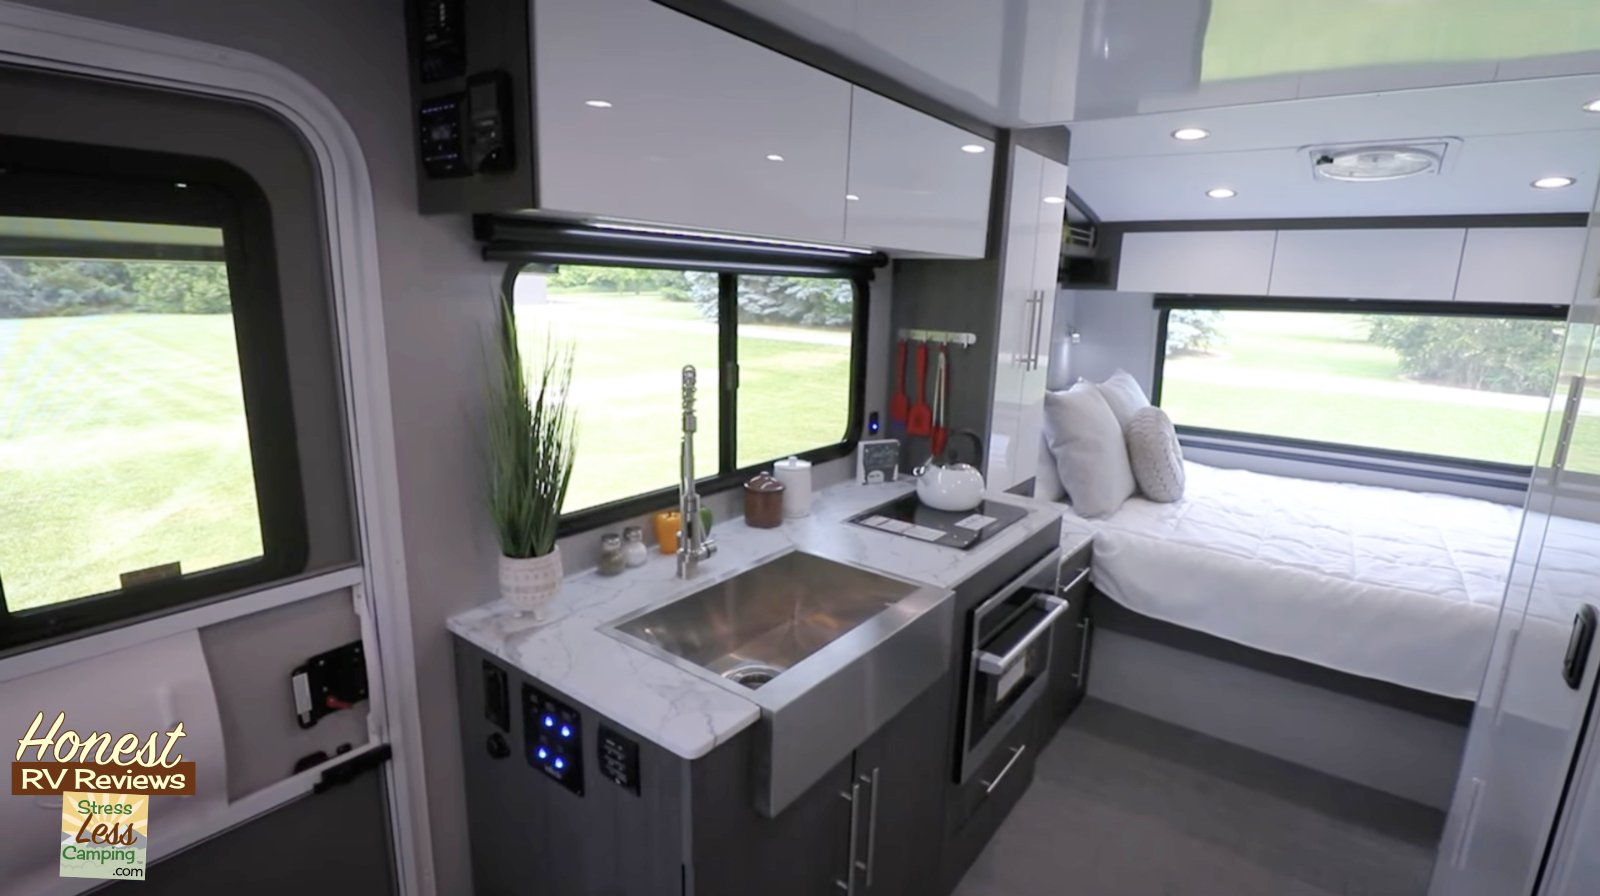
[1033,432,1065,502]
[1125,406,1185,502]
[1042,383,1137,518]
[1097,369,1151,429]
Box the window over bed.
[1153,299,1567,468]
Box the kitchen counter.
[447,479,1064,760]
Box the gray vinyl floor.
[954,700,1444,896]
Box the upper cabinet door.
[534,0,852,243]
[1456,227,1589,305]
[1032,157,1068,289]
[1270,228,1465,301]
[1117,230,1276,296]
[844,87,992,257]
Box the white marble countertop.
[447,479,1063,760]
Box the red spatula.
[906,342,933,437]
[889,339,909,423]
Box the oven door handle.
[975,594,1070,675]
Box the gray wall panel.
[199,589,370,799]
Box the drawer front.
[951,706,1037,833]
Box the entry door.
[1429,214,1600,894]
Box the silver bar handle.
[1028,289,1047,370]
[981,744,1027,794]
[835,782,861,894]
[1015,291,1037,368]
[1060,565,1089,595]
[976,594,1070,675]
[856,768,879,887]
[1074,617,1092,683]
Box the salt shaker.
[622,526,648,567]
[597,533,626,576]
[773,456,812,518]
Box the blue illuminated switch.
[522,683,583,796]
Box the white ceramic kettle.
[914,431,986,512]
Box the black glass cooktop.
[847,493,1028,550]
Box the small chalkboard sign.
[857,439,901,484]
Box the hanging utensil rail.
[898,328,977,348]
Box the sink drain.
[722,663,783,689]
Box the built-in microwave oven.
[958,548,1068,781]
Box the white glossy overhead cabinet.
[1117,230,1276,296]
[844,88,993,257]
[1456,227,1589,305]
[1269,228,1465,301]
[534,0,852,243]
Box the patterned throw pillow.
[1125,406,1185,502]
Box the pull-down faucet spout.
[677,365,715,578]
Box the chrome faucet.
[677,365,715,578]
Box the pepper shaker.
[597,532,626,576]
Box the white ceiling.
[1068,74,1600,222]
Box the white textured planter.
[500,547,563,619]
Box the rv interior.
[5,1,1600,895]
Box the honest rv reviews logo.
[10,712,195,796]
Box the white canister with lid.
[772,456,812,518]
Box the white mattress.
[1061,463,1529,700]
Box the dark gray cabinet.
[1044,541,1094,734]
[848,672,956,895]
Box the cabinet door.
[850,673,956,896]
[1269,228,1465,301]
[844,87,992,256]
[1456,227,1588,305]
[986,147,1043,490]
[534,0,851,243]
[1012,156,1068,481]
[1116,230,1276,295]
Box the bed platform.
[1054,461,1539,809]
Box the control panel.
[418,94,468,178]
[416,0,465,82]
[524,684,583,795]
[597,725,641,795]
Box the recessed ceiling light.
[845,194,860,201]
[960,144,987,154]
[1533,176,1576,189]
[1584,98,1600,113]
[1172,127,1210,141]
[1206,187,1236,199]
[765,154,785,162]
[1042,196,1066,205]
[584,99,613,108]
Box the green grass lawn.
[520,289,850,512]
[0,314,261,611]
[1203,0,1600,81]
[1162,311,1560,466]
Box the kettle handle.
[953,430,984,470]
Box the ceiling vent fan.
[1307,139,1458,182]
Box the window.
[1155,302,1567,467]
[512,264,863,519]
[0,142,307,650]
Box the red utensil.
[931,345,950,456]
[906,343,933,437]
[889,339,909,423]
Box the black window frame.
[1151,295,1568,479]
[485,219,881,534]
[0,136,307,653]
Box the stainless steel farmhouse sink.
[607,550,954,816]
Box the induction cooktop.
[847,493,1028,550]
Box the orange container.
[652,511,681,555]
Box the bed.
[1058,462,1528,701]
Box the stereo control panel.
[523,683,583,795]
